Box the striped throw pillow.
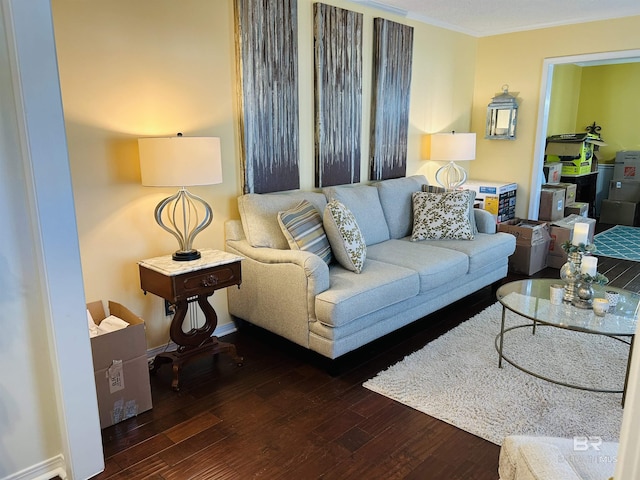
[278,200,333,264]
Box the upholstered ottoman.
[499,435,617,480]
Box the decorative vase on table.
[573,278,595,309]
[560,251,581,303]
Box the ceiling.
[351,0,640,37]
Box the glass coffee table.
[496,278,640,406]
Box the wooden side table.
[139,249,243,391]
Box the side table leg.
[498,306,506,368]
[622,335,635,407]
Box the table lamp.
[428,131,476,190]
[138,134,223,261]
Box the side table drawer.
[139,260,242,302]
[174,261,241,298]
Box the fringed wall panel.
[313,3,363,187]
[235,0,299,194]
[369,18,414,181]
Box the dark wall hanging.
[369,18,414,181]
[234,0,300,194]
[313,3,363,188]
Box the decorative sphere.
[576,282,594,301]
[560,261,578,282]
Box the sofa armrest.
[225,219,330,348]
[227,237,330,292]
[474,208,497,234]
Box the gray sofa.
[225,175,516,359]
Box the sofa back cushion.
[322,184,390,246]
[376,175,427,239]
[238,191,327,249]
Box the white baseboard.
[146,322,238,359]
[4,454,68,480]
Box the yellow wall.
[51,0,477,349]
[546,62,640,163]
[547,63,582,135]
[577,63,640,160]
[472,16,640,219]
[51,1,640,350]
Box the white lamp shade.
[429,132,476,161]
[138,136,223,187]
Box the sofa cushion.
[411,190,475,241]
[322,184,390,246]
[323,200,366,273]
[413,232,516,273]
[238,191,328,249]
[315,259,419,328]
[366,239,468,293]
[277,200,333,264]
[376,175,427,239]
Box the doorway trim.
[528,48,640,218]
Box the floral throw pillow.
[411,190,475,241]
[323,200,366,273]
[277,200,333,264]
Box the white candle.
[572,223,589,246]
[581,256,598,276]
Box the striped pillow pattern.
[278,200,333,264]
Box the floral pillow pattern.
[323,200,366,273]
[411,190,475,241]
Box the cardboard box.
[564,202,588,216]
[546,140,592,175]
[599,199,640,226]
[88,300,152,429]
[545,133,605,176]
[543,182,576,206]
[608,180,640,203]
[543,162,562,184]
[498,219,551,275]
[546,215,596,268]
[613,151,640,181]
[539,188,565,221]
[464,180,517,223]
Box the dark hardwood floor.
[91,252,640,480]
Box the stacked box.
[564,202,588,216]
[539,188,565,221]
[543,162,562,184]
[613,151,640,181]
[600,199,640,226]
[464,180,517,223]
[545,133,605,176]
[542,182,576,206]
[497,219,551,275]
[608,180,640,202]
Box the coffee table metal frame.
[495,279,639,406]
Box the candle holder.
[560,241,596,303]
[560,251,581,303]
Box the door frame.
[528,48,640,218]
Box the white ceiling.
[351,0,640,37]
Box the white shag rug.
[363,302,627,445]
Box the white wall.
[1,0,103,478]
